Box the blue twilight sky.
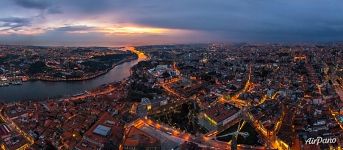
[0,0,343,46]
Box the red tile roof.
[122,126,160,148]
[204,104,239,123]
[83,112,123,145]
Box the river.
[0,47,147,102]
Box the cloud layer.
[1,0,343,46]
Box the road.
[217,65,253,109]
[160,77,183,98]
[0,106,34,148]
[146,60,290,149]
[216,64,289,149]
[130,118,267,150]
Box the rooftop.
[123,126,160,148]
[93,125,111,137]
[204,104,240,123]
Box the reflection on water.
[0,47,146,102]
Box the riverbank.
[0,47,148,102]
[28,56,137,82]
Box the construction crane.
[215,121,249,150]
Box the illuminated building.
[198,104,241,131]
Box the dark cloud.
[0,17,31,30]
[47,7,62,14]
[41,0,343,42]
[54,25,94,32]
[13,0,53,9]
[57,0,113,13]
[2,0,343,45]
[112,0,343,42]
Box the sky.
[0,0,343,46]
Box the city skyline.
[0,1,343,149]
[0,44,342,149]
[1,0,343,46]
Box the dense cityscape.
[0,45,137,85]
[0,43,342,150]
[1,0,343,150]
